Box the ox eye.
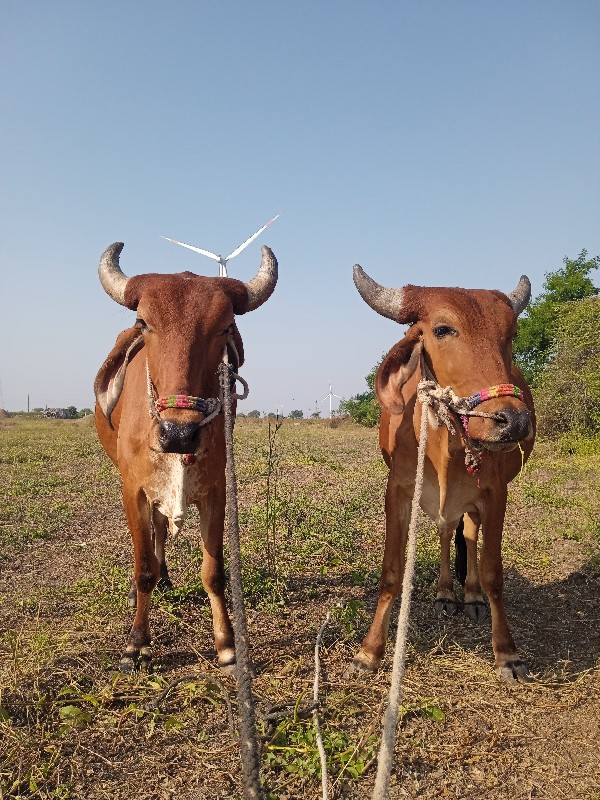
[433,325,456,339]
[135,318,149,332]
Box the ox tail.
[454,517,467,587]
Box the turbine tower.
[321,382,341,419]
[162,213,281,277]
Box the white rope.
[371,394,431,800]
[313,611,332,800]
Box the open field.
[1,416,599,799]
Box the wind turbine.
[321,382,341,419]
[161,213,281,277]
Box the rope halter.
[145,333,249,464]
[417,361,525,474]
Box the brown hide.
[354,279,536,683]
[94,247,276,672]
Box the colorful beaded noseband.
[459,384,524,475]
[463,384,523,412]
[155,395,219,414]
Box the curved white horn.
[353,264,405,322]
[244,246,278,311]
[507,275,531,316]
[98,242,129,306]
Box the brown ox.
[94,242,277,672]
[351,265,535,682]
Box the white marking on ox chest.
[145,454,208,535]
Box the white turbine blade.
[321,394,330,403]
[224,213,281,261]
[161,236,221,262]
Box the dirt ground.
[1,417,599,799]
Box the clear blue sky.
[1,2,599,415]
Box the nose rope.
[417,360,527,475]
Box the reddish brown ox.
[94,242,277,672]
[352,265,535,682]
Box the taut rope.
[219,350,262,800]
[371,390,430,800]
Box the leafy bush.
[535,297,600,436]
[339,361,382,427]
[514,250,599,385]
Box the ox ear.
[94,328,144,429]
[227,322,245,369]
[375,330,423,415]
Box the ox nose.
[158,420,201,454]
[494,407,532,442]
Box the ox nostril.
[495,408,531,441]
[158,420,201,454]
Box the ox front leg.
[121,488,159,672]
[350,479,411,674]
[197,485,235,672]
[461,511,488,622]
[480,490,530,683]
[127,506,172,608]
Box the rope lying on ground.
[219,354,263,800]
[313,611,332,800]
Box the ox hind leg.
[434,517,463,617]
[350,478,411,673]
[121,486,160,672]
[196,485,235,671]
[128,507,173,608]
[480,489,529,682]
[458,511,488,621]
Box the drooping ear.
[375,329,423,415]
[227,322,245,369]
[94,327,144,428]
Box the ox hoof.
[156,577,173,592]
[498,660,531,684]
[217,647,237,677]
[463,600,489,622]
[343,655,379,680]
[118,646,153,674]
[434,598,459,617]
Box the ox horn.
[507,275,531,316]
[98,242,129,306]
[353,264,405,322]
[244,245,278,311]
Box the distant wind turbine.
[321,382,341,419]
[161,213,281,277]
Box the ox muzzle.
[468,404,533,451]
[158,419,202,454]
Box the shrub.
[535,297,600,436]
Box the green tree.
[535,297,600,436]
[289,409,304,419]
[513,250,599,385]
[339,361,381,427]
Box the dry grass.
[1,417,599,799]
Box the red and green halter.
[463,383,523,412]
